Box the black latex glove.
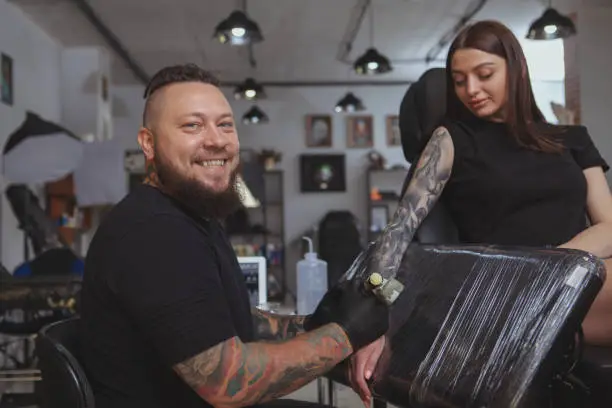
[304,279,389,351]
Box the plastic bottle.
[296,236,328,315]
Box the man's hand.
[304,279,389,351]
[348,336,386,407]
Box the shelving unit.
[366,168,409,243]
[227,170,287,302]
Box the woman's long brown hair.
[445,20,564,153]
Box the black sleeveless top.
[440,116,609,247]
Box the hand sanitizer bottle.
[296,237,328,315]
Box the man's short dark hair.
[142,64,221,127]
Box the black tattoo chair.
[35,316,95,408]
[396,67,612,407]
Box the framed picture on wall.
[386,115,401,146]
[346,115,373,148]
[1,53,14,106]
[305,115,332,147]
[299,154,346,192]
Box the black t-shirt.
[79,184,254,408]
[440,116,609,247]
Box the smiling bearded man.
[138,66,243,219]
[77,63,390,408]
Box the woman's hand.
[347,335,386,407]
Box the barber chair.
[323,68,611,408]
[35,317,94,408]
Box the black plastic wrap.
[332,243,606,408]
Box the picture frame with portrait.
[346,115,373,148]
[1,53,14,106]
[299,154,346,193]
[386,115,401,146]
[305,115,332,147]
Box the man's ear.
[137,127,155,161]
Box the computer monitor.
[237,256,267,307]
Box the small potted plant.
[259,149,282,170]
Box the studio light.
[334,92,365,113]
[242,106,269,124]
[234,78,266,100]
[213,10,263,45]
[526,8,576,40]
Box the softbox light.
[2,111,84,185]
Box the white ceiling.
[9,0,568,86]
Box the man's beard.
[153,152,243,220]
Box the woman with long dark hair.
[347,19,612,406]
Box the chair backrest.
[318,211,363,287]
[36,316,95,408]
[398,67,459,244]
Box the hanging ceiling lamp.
[353,3,393,75]
[234,78,266,100]
[334,92,365,113]
[242,106,269,124]
[354,48,393,75]
[213,10,263,45]
[526,7,576,40]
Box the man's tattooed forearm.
[174,325,351,408]
[251,308,306,341]
[371,126,454,278]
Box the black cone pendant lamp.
[353,3,392,75]
[334,92,365,113]
[234,78,266,100]
[526,2,576,40]
[242,106,269,124]
[354,48,392,75]
[213,1,263,46]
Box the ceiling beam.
[70,0,151,85]
[425,0,489,63]
[336,0,489,65]
[219,79,413,87]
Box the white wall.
[0,0,62,271]
[578,2,612,182]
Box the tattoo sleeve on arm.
[371,126,455,279]
[251,307,307,341]
[174,324,352,408]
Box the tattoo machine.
[365,272,405,306]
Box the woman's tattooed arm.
[370,126,455,278]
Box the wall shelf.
[227,170,287,302]
[366,168,408,243]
